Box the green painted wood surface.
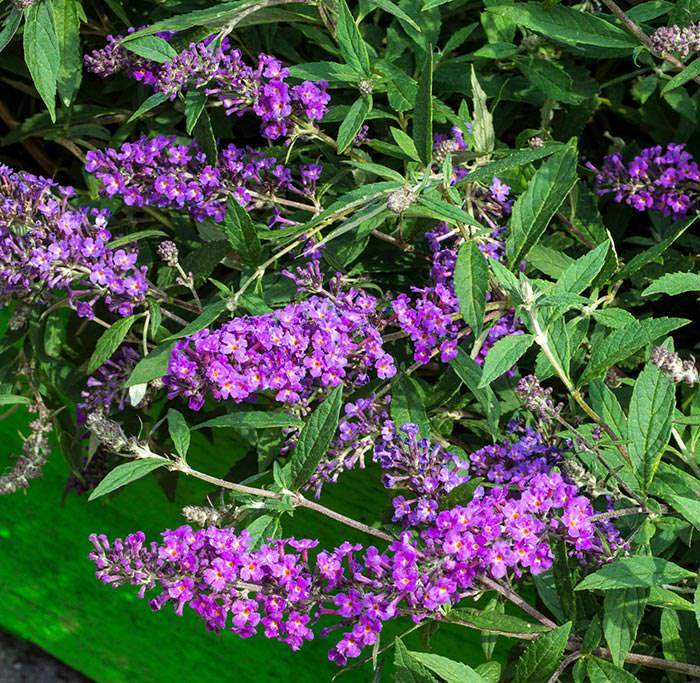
[0,410,509,682]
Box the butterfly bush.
[589,143,700,217]
[0,165,148,319]
[85,135,323,223]
[89,424,620,666]
[4,2,700,679]
[85,36,329,140]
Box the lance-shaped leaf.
[88,316,137,374]
[506,143,578,267]
[89,459,165,500]
[413,48,433,165]
[391,374,430,437]
[454,241,489,339]
[290,385,343,487]
[513,622,571,683]
[24,1,61,122]
[336,0,371,76]
[576,557,694,591]
[478,334,534,387]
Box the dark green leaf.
[185,88,207,134]
[668,495,700,531]
[290,385,343,488]
[163,300,228,342]
[513,622,571,683]
[447,608,550,635]
[194,412,303,430]
[642,272,700,297]
[89,458,165,500]
[628,363,675,491]
[587,658,641,683]
[662,58,700,94]
[24,0,61,122]
[167,409,190,459]
[470,67,494,154]
[454,241,489,338]
[394,638,437,683]
[576,557,695,591]
[506,144,578,267]
[124,342,174,387]
[407,652,486,683]
[123,35,177,63]
[54,0,82,106]
[336,0,371,76]
[127,92,169,123]
[603,588,648,666]
[450,349,500,433]
[222,197,261,264]
[88,316,137,374]
[413,49,433,165]
[0,9,22,55]
[478,334,534,387]
[555,242,610,295]
[391,374,430,437]
[337,96,370,153]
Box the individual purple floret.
[164,284,396,411]
[85,35,330,141]
[85,135,323,223]
[89,426,622,666]
[0,165,148,319]
[650,23,700,58]
[77,346,140,425]
[589,143,699,218]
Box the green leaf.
[127,92,169,123]
[337,96,370,153]
[662,58,700,94]
[618,214,697,280]
[88,316,137,374]
[89,458,165,500]
[648,586,696,612]
[0,9,22,55]
[576,557,695,591]
[290,385,343,488]
[413,196,485,230]
[478,334,534,387]
[694,587,700,628]
[450,349,500,433]
[24,0,61,122]
[394,639,437,683]
[470,66,494,154]
[124,342,173,387]
[194,412,303,430]
[603,588,648,666]
[107,229,167,249]
[668,495,700,532]
[289,61,360,83]
[192,108,217,163]
[580,317,689,383]
[454,241,489,338]
[642,271,700,297]
[185,88,207,134]
[628,363,675,491]
[123,35,178,63]
[407,652,486,683]
[513,622,571,683]
[245,514,281,549]
[517,57,586,104]
[660,610,686,681]
[0,394,31,406]
[53,0,83,106]
[587,658,641,683]
[487,3,637,50]
[167,409,190,459]
[463,144,565,184]
[163,300,228,342]
[390,126,421,160]
[222,197,261,265]
[589,380,627,438]
[391,374,430,437]
[365,0,421,31]
[336,0,371,76]
[554,242,610,295]
[506,144,578,267]
[413,48,433,165]
[447,608,550,635]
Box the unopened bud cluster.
[650,346,698,386]
[516,375,563,424]
[386,187,417,215]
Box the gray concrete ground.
[0,631,89,682]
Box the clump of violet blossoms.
[0,165,148,319]
[85,135,323,223]
[164,277,395,410]
[589,143,699,217]
[85,36,330,141]
[89,424,622,666]
[650,23,700,58]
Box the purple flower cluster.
[77,346,140,425]
[90,426,621,666]
[0,165,148,319]
[85,35,329,140]
[650,23,700,58]
[85,135,323,223]
[589,143,699,217]
[377,423,469,527]
[165,286,395,410]
[307,395,391,497]
[393,216,521,366]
